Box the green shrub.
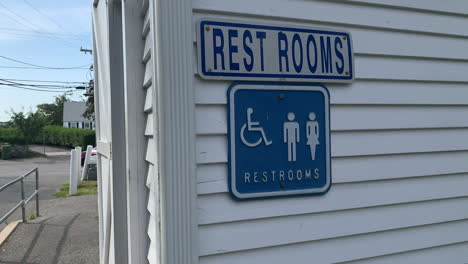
[0,126,95,149]
[1,144,12,160]
[39,126,95,149]
[0,128,25,145]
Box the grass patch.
[55,181,97,198]
[28,213,39,221]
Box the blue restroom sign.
[227,83,331,200]
[198,18,353,83]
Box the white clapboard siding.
[194,54,468,82]
[193,0,468,37]
[196,129,468,163]
[198,174,468,225]
[199,197,468,255]
[192,13,468,61]
[197,151,468,194]
[199,220,468,264]
[355,56,468,82]
[337,0,468,16]
[196,105,468,134]
[343,241,468,264]
[195,79,468,106]
[192,0,468,262]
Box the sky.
[0,0,92,121]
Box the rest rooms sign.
[197,19,354,82]
[228,83,331,200]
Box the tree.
[36,93,70,126]
[82,96,95,120]
[9,111,46,146]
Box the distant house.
[63,101,95,129]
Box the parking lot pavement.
[28,144,71,155]
[0,155,70,230]
[0,195,99,264]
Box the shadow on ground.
[0,195,98,264]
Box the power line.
[0,27,89,37]
[0,79,77,89]
[22,0,83,39]
[0,31,81,41]
[0,29,88,40]
[0,66,89,70]
[0,5,41,34]
[1,81,74,89]
[0,3,79,49]
[0,55,91,69]
[1,78,88,84]
[0,83,76,93]
[0,79,81,92]
[0,2,42,32]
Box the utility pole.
[80,47,93,55]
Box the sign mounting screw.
[205,26,210,31]
[345,71,349,75]
[278,94,285,100]
[280,182,286,188]
[343,36,347,40]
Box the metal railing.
[0,167,39,224]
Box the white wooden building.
[92,0,468,263]
[63,101,95,129]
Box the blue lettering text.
[291,34,303,73]
[320,36,332,73]
[243,30,254,72]
[228,29,239,71]
[278,32,289,72]
[212,28,225,70]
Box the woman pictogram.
[306,112,319,160]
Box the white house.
[63,101,95,129]
[92,0,468,264]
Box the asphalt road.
[0,155,70,222]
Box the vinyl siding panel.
[199,197,468,255]
[196,105,468,134]
[193,0,468,37]
[335,0,468,16]
[199,220,468,264]
[195,79,468,105]
[197,151,468,194]
[343,241,468,264]
[196,130,468,163]
[193,0,468,263]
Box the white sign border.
[228,82,332,200]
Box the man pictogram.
[283,112,299,162]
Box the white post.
[75,146,82,187]
[81,145,93,181]
[69,149,78,195]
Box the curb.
[45,152,71,157]
[0,220,21,247]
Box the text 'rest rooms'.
[206,26,350,76]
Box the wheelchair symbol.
[240,107,273,147]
